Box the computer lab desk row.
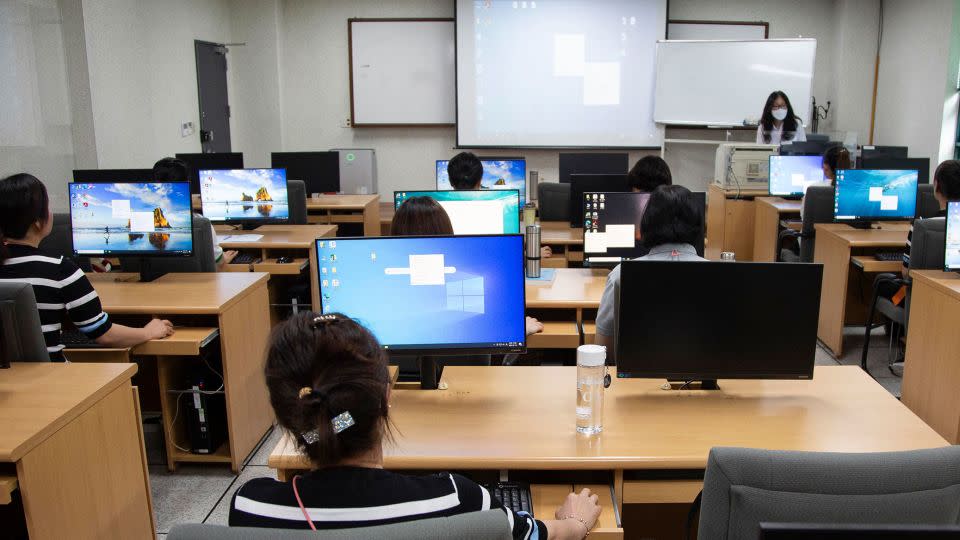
[269,365,947,539]
[195,194,380,236]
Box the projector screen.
[456,0,666,149]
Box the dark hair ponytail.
[0,173,50,264]
[264,312,392,468]
[822,145,851,184]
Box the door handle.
[200,130,214,142]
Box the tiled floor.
[149,331,904,537]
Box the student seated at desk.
[448,151,552,259]
[230,312,601,539]
[756,90,806,144]
[0,173,174,360]
[627,155,672,193]
[799,145,850,221]
[152,157,238,269]
[595,185,706,355]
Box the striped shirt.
[902,209,947,271]
[229,467,545,539]
[0,244,112,358]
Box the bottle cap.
[577,344,606,367]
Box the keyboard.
[482,482,533,517]
[232,253,259,265]
[60,330,100,349]
[874,252,905,262]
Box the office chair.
[537,182,571,222]
[288,179,308,225]
[860,217,946,375]
[697,446,960,540]
[167,510,512,540]
[38,213,92,271]
[120,214,216,274]
[917,184,940,218]
[778,185,835,263]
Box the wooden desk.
[270,365,945,537]
[705,184,769,261]
[306,195,380,236]
[526,268,608,347]
[537,222,584,269]
[753,197,802,262]
[902,271,960,443]
[814,223,909,356]
[380,202,394,235]
[89,272,272,472]
[0,363,154,539]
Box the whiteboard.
[654,39,816,127]
[349,19,455,126]
[667,22,767,40]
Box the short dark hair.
[152,157,190,182]
[0,173,50,263]
[627,156,672,193]
[264,312,392,469]
[391,196,454,236]
[821,145,851,184]
[639,185,703,249]
[447,152,483,190]
[934,160,960,200]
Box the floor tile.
[204,465,275,526]
[149,464,237,533]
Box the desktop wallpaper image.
[200,168,289,221]
[436,159,527,205]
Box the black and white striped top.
[0,244,113,358]
[229,467,545,539]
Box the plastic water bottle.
[576,345,606,435]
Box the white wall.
[874,0,957,161]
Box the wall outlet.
[340,117,352,129]
[180,121,195,138]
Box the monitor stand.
[417,356,444,390]
[847,221,877,230]
[138,258,167,283]
[240,223,260,231]
[667,379,719,390]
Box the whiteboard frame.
[666,19,769,40]
[348,18,456,128]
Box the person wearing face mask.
[756,90,807,145]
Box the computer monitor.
[394,190,521,234]
[582,192,650,264]
[72,169,154,183]
[834,169,919,224]
[198,168,290,225]
[863,157,930,185]
[945,201,960,272]
[315,235,526,356]
[617,261,822,385]
[175,152,244,194]
[0,282,50,366]
[68,181,194,257]
[778,140,834,156]
[436,157,527,206]
[861,145,908,165]
[768,155,826,197]
[761,523,960,539]
[558,153,629,183]
[271,151,340,194]
[568,173,630,227]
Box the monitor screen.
[768,155,825,197]
[946,201,960,271]
[198,169,290,224]
[394,190,521,234]
[834,169,918,222]
[569,173,630,227]
[68,182,193,256]
[72,169,154,183]
[315,235,526,355]
[176,152,244,194]
[559,153,629,183]
[436,158,526,205]
[617,261,821,381]
[583,192,650,263]
[862,157,930,185]
[271,151,340,194]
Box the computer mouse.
[277,256,292,264]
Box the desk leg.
[17,383,153,540]
[220,282,274,472]
[753,204,780,262]
[815,232,851,357]
[705,185,726,260]
[364,200,381,236]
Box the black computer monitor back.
[559,153,629,183]
[73,169,154,183]
[175,152,244,194]
[859,145,908,167]
[569,174,629,227]
[862,157,930,185]
[271,151,340,194]
[616,261,822,382]
[779,141,835,156]
[761,523,960,539]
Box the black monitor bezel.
[568,173,630,227]
[946,201,960,272]
[832,168,920,223]
[175,152,244,195]
[197,168,291,225]
[314,234,527,356]
[72,169,155,183]
[270,151,340,194]
[67,181,195,258]
[392,189,522,234]
[767,154,826,197]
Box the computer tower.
[185,369,227,454]
[333,149,377,195]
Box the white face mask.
[771,108,788,121]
